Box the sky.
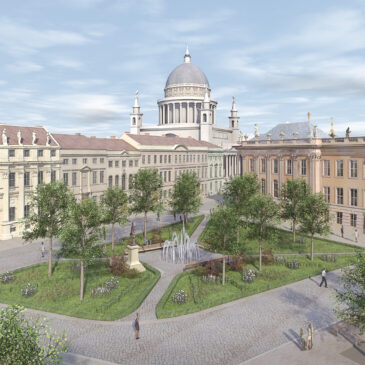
[1,0,365,137]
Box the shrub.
[204,260,220,276]
[123,269,140,279]
[321,254,337,262]
[0,271,14,284]
[286,259,300,269]
[105,276,119,290]
[262,250,274,266]
[91,286,111,298]
[229,255,245,271]
[172,289,187,305]
[109,256,127,276]
[274,256,286,265]
[202,274,221,284]
[21,283,37,297]
[70,263,88,273]
[242,269,256,283]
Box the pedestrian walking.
[355,228,358,243]
[179,215,182,223]
[133,313,140,339]
[157,212,160,221]
[173,212,176,221]
[306,323,313,350]
[319,267,327,288]
[341,225,344,238]
[41,241,45,258]
[300,328,305,350]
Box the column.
[293,155,298,178]
[187,103,190,123]
[194,103,197,123]
[266,155,271,195]
[172,103,175,124]
[179,103,182,123]
[279,156,284,189]
[18,169,24,220]
[167,104,170,124]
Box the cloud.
[0,18,90,55]
[62,79,108,88]
[7,61,43,73]
[51,58,83,69]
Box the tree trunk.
[111,223,115,251]
[182,214,185,232]
[48,236,53,277]
[80,260,84,301]
[222,256,225,286]
[223,235,226,249]
[292,218,296,243]
[259,226,263,271]
[103,227,107,253]
[144,212,147,241]
[311,234,314,261]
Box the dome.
[165,49,209,88]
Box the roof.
[166,63,209,88]
[257,122,328,140]
[52,134,137,151]
[125,133,220,149]
[0,125,57,146]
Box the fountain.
[161,228,200,264]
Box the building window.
[9,172,15,188]
[24,172,30,186]
[24,149,30,157]
[160,155,163,163]
[286,159,292,175]
[336,160,344,177]
[249,158,255,172]
[146,155,150,164]
[350,213,357,227]
[129,160,133,167]
[9,207,15,222]
[108,161,113,167]
[38,171,43,185]
[323,160,330,177]
[38,149,43,157]
[135,160,138,167]
[164,171,167,182]
[51,171,56,182]
[323,186,330,203]
[168,155,171,163]
[72,172,77,186]
[122,174,126,190]
[108,175,113,188]
[273,159,278,174]
[9,149,15,157]
[83,158,87,164]
[51,150,56,157]
[260,158,266,173]
[336,188,343,205]
[336,212,343,225]
[168,170,171,182]
[100,171,104,184]
[142,155,145,164]
[154,155,157,164]
[115,161,119,168]
[164,155,167,164]
[273,180,279,198]
[63,173,68,185]
[261,179,266,194]
[122,160,126,167]
[63,159,68,165]
[24,205,30,219]
[93,171,97,184]
[350,160,358,178]
[100,158,104,164]
[71,158,76,165]
[115,175,119,186]
[301,160,307,176]
[93,158,97,164]
[129,174,133,189]
[351,189,358,206]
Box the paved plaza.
[0,197,364,364]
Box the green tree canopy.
[169,172,202,231]
[299,192,331,260]
[0,305,68,364]
[60,197,102,300]
[22,181,74,276]
[335,254,365,335]
[101,187,129,250]
[129,168,162,241]
[250,194,279,271]
[280,178,311,243]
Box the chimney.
[75,133,81,136]
[162,134,166,136]
[110,136,116,139]
[90,136,96,138]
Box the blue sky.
[1,0,365,137]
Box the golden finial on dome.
[329,117,335,138]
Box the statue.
[329,117,335,138]
[254,123,259,138]
[313,125,318,138]
[46,132,51,146]
[346,127,351,138]
[130,222,136,246]
[2,129,7,145]
[17,130,22,145]
[32,131,37,145]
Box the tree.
[101,187,128,251]
[22,181,74,277]
[299,192,330,261]
[129,168,162,241]
[223,173,260,241]
[60,198,102,301]
[335,254,365,335]
[280,179,310,243]
[169,172,202,231]
[0,305,68,364]
[250,194,279,271]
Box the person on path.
[341,225,344,238]
[355,228,358,243]
[173,212,176,221]
[306,323,313,350]
[319,268,327,288]
[134,313,140,339]
[157,212,160,221]
[41,241,45,258]
[300,328,305,350]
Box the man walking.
[319,268,327,288]
[341,225,344,238]
[355,228,358,243]
[134,313,140,339]
[41,241,45,258]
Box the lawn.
[156,254,357,319]
[0,261,160,321]
[199,223,360,255]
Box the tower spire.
[184,45,191,63]
[134,90,139,108]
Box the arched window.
[232,120,234,128]
[132,117,136,125]
[122,174,126,190]
[128,174,133,189]
[203,114,207,123]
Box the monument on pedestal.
[126,222,145,272]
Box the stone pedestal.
[126,245,145,272]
